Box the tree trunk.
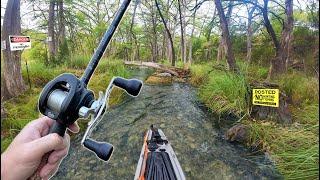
[217,1,233,63]
[1,0,26,100]
[155,0,176,66]
[265,0,293,78]
[214,0,237,71]
[58,0,65,45]
[188,0,198,64]
[130,0,139,61]
[178,0,187,64]
[246,5,256,63]
[281,0,294,70]
[48,0,56,62]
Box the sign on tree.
[9,35,31,51]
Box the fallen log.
[124,61,179,76]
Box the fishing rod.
[33,1,142,176]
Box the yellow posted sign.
[252,89,279,107]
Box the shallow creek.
[53,67,282,180]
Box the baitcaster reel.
[39,75,142,161]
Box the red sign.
[10,36,30,43]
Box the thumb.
[29,133,65,156]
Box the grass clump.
[198,69,249,118]
[67,54,91,69]
[190,64,212,86]
[22,63,61,86]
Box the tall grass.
[67,54,91,69]
[190,64,212,86]
[197,67,249,118]
[22,63,61,86]
[190,62,319,179]
[245,118,319,180]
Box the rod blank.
[81,0,132,85]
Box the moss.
[145,75,172,85]
[1,88,41,153]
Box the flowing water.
[53,67,282,180]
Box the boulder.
[225,124,248,143]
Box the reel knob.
[113,77,143,96]
[83,138,114,161]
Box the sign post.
[252,89,279,107]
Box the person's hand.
[1,116,80,180]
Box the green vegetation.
[1,56,131,153]
[190,61,319,179]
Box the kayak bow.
[134,125,186,180]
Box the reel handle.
[83,138,114,161]
[113,77,142,97]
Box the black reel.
[38,76,143,161]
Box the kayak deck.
[134,126,185,180]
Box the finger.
[28,116,55,136]
[39,160,61,179]
[47,147,69,164]
[28,133,67,155]
[46,164,60,180]
[47,136,70,164]
[67,122,80,133]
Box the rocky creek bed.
[52,67,282,180]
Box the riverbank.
[189,61,319,179]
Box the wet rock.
[145,74,172,85]
[157,72,172,77]
[225,124,248,143]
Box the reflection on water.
[53,68,282,180]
